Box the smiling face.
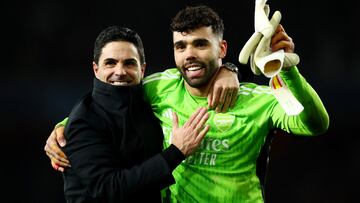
[173,26,227,94]
[93,41,145,86]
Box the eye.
[194,40,208,48]
[124,60,137,66]
[105,61,116,65]
[174,43,186,52]
[104,59,117,68]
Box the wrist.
[281,65,296,72]
[221,62,239,74]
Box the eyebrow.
[173,40,185,47]
[123,58,138,64]
[103,58,117,63]
[193,38,210,45]
[103,58,137,63]
[173,38,210,47]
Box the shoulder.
[143,68,181,86]
[239,82,272,96]
[66,93,107,137]
[236,82,276,107]
[231,82,277,116]
[143,68,182,100]
[67,93,93,120]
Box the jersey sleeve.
[270,66,329,135]
[55,117,68,128]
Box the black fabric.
[256,129,281,203]
[161,144,185,171]
[62,78,183,203]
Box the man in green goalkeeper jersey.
[45,5,329,203]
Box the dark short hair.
[170,5,224,38]
[93,26,145,65]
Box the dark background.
[2,0,359,202]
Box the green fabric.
[143,66,328,203]
[55,117,68,128]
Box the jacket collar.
[92,77,144,109]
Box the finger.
[195,125,210,142]
[51,161,59,170]
[45,136,70,165]
[47,153,69,169]
[272,40,294,53]
[45,129,57,149]
[57,167,65,172]
[187,107,207,129]
[193,112,210,132]
[48,143,70,164]
[229,89,238,108]
[275,24,285,33]
[221,91,233,113]
[46,151,71,167]
[271,31,289,49]
[207,86,213,109]
[215,88,227,113]
[45,144,69,165]
[44,141,52,154]
[186,107,206,128]
[275,32,290,44]
[210,86,222,110]
[55,126,66,147]
[51,161,65,172]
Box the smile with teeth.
[112,81,129,86]
[186,66,202,71]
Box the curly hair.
[170,5,224,38]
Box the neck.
[184,82,211,97]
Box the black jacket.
[63,78,184,203]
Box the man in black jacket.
[62,26,210,203]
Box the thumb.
[56,126,66,147]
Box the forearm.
[280,66,329,135]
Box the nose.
[114,64,126,76]
[184,46,197,61]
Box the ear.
[219,40,228,59]
[92,62,99,75]
[140,63,146,79]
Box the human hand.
[271,24,294,53]
[208,64,239,113]
[44,125,70,172]
[171,107,210,157]
[271,24,299,69]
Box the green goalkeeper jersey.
[143,66,328,203]
[57,66,327,202]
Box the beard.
[177,59,219,88]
